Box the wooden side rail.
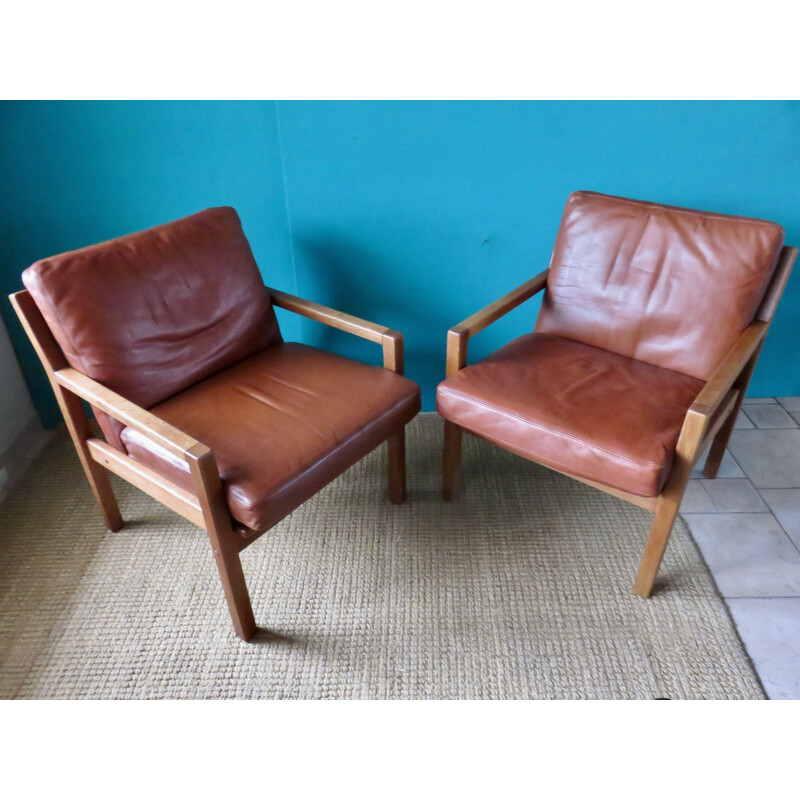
[87,438,206,527]
[52,367,234,543]
[54,367,206,462]
[268,286,405,374]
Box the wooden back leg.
[442,420,463,500]
[56,387,124,532]
[703,343,763,479]
[10,291,123,532]
[387,428,407,504]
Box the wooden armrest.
[54,368,208,461]
[672,320,769,467]
[268,286,404,374]
[450,269,550,338]
[445,269,549,376]
[689,321,768,419]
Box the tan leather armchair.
[437,191,796,598]
[10,207,420,641]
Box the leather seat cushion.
[536,191,784,381]
[120,343,420,532]
[436,333,704,497]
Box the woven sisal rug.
[0,414,762,699]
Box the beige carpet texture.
[0,414,763,699]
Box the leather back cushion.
[23,207,282,441]
[535,192,784,380]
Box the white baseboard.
[0,413,55,505]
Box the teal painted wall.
[0,101,299,426]
[2,101,799,423]
[277,101,800,409]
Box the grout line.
[681,510,770,515]
[770,515,800,557]
[742,397,778,404]
[727,595,800,600]
[698,477,756,485]
[754,487,800,557]
[741,407,757,427]
[724,443,748,478]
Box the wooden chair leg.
[58,389,123,532]
[442,421,463,500]
[633,496,682,598]
[387,428,407,504]
[634,419,700,599]
[80,457,124,532]
[212,544,257,642]
[702,409,737,479]
[188,445,257,641]
[9,291,124,532]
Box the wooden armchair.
[10,207,420,641]
[437,191,796,598]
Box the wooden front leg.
[187,445,256,641]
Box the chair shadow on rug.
[250,629,300,646]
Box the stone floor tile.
[727,598,800,700]
[759,489,800,550]
[734,410,755,429]
[684,512,800,597]
[728,430,800,489]
[742,404,798,429]
[776,397,800,412]
[680,480,716,513]
[702,479,769,512]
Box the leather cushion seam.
[459,420,664,497]
[569,192,785,231]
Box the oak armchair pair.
[11,193,795,642]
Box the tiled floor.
[681,396,800,700]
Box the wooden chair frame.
[441,247,798,598]
[10,286,408,642]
